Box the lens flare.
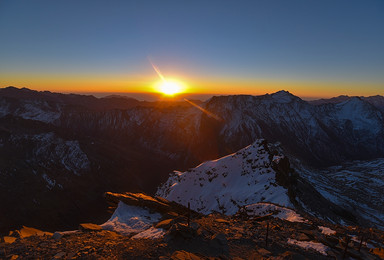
[149,58,186,96]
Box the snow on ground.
[302,158,384,228]
[101,202,162,236]
[287,238,329,255]
[19,102,61,124]
[131,227,166,239]
[245,203,305,223]
[157,140,292,215]
[318,226,336,235]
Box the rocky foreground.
[1,193,384,259]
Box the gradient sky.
[0,0,383,98]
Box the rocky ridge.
[2,193,384,259]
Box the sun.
[156,79,185,96]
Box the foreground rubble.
[1,193,384,259]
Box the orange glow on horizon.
[0,72,382,99]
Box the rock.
[296,233,310,241]
[155,219,175,230]
[196,227,210,237]
[104,192,201,218]
[67,252,77,259]
[299,230,316,240]
[209,233,229,254]
[257,248,271,256]
[17,226,52,238]
[318,235,339,247]
[170,250,203,260]
[79,223,102,231]
[164,211,179,219]
[215,218,230,224]
[211,233,227,246]
[8,230,20,238]
[52,232,63,240]
[3,236,17,244]
[190,222,200,231]
[53,252,66,259]
[274,251,305,260]
[370,248,384,259]
[167,223,196,241]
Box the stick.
[342,236,351,259]
[358,235,364,252]
[187,202,190,228]
[265,222,269,248]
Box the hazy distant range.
[67,92,321,102]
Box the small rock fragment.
[79,223,102,231]
[53,252,66,259]
[296,233,310,241]
[155,219,174,230]
[171,250,203,260]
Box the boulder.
[104,192,201,218]
[370,248,384,259]
[3,236,17,244]
[209,233,229,254]
[10,226,52,238]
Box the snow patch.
[42,173,56,190]
[131,227,166,239]
[318,226,336,235]
[101,202,162,236]
[287,238,329,255]
[245,203,305,223]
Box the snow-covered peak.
[331,96,383,131]
[270,90,298,103]
[156,139,292,215]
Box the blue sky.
[0,0,383,97]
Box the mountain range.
[0,86,383,233]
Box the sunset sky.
[0,0,383,99]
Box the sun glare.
[157,79,185,96]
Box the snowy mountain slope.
[0,97,61,123]
[156,140,292,214]
[310,94,384,113]
[2,87,383,167]
[302,158,384,229]
[203,91,384,165]
[157,139,368,226]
